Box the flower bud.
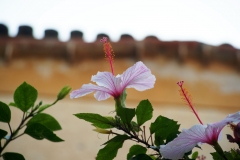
[57,86,71,100]
[93,127,112,134]
[233,122,240,141]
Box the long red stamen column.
[177,81,203,125]
[100,37,115,75]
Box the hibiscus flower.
[70,61,156,101]
[160,111,240,160]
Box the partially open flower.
[160,111,240,160]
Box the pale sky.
[1,0,240,48]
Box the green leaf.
[14,82,38,112]
[150,115,179,135]
[0,129,8,139]
[228,149,240,159]
[154,134,164,146]
[57,86,71,100]
[211,152,226,160]
[24,123,63,142]
[2,152,25,160]
[216,149,240,160]
[130,154,153,160]
[0,101,11,123]
[191,151,198,159]
[117,107,135,125]
[96,135,129,160]
[150,116,170,134]
[230,149,240,159]
[127,145,147,160]
[150,116,179,145]
[224,152,234,160]
[136,100,153,126]
[74,113,113,129]
[27,113,61,131]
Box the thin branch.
[146,133,152,144]
[111,131,121,136]
[12,133,25,140]
[7,122,13,135]
[150,134,154,146]
[116,123,159,153]
[21,112,25,122]
[143,126,146,142]
[141,135,144,142]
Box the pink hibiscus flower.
[70,61,156,101]
[159,111,240,160]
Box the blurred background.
[0,0,240,159]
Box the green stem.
[115,98,125,109]
[51,99,58,106]
[213,142,227,160]
[114,89,127,110]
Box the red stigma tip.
[100,37,108,43]
[177,81,184,87]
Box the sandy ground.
[0,57,240,159]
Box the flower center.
[100,37,115,75]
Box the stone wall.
[0,24,240,70]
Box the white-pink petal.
[70,83,112,100]
[94,91,111,101]
[160,125,205,160]
[212,111,240,131]
[121,61,156,91]
[92,72,116,90]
